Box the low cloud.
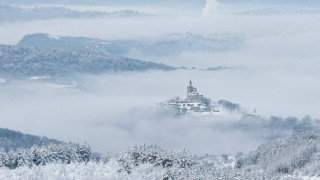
[0,69,319,156]
[202,0,219,17]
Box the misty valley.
[0,0,320,179]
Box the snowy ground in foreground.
[0,161,310,180]
[0,161,123,180]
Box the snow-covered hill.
[0,127,61,151]
[18,33,243,57]
[237,131,320,178]
[0,45,174,79]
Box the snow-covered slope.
[0,127,61,151]
[18,33,243,57]
[237,131,320,177]
[0,45,174,79]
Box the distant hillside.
[0,127,61,151]
[0,5,146,24]
[1,0,317,6]
[0,0,206,6]
[0,45,174,78]
[18,33,243,57]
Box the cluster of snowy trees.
[114,145,298,179]
[117,145,195,174]
[0,144,303,179]
[218,99,241,113]
[0,128,103,169]
[237,115,318,140]
[0,5,146,24]
[236,131,320,177]
[0,45,174,79]
[0,142,100,169]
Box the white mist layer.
[0,2,319,156]
[0,68,319,155]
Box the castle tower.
[187,80,194,100]
[187,80,203,101]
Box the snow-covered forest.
[18,33,243,57]
[237,132,320,177]
[0,128,61,151]
[0,114,320,179]
[0,45,174,79]
[0,127,319,179]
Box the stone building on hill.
[187,80,203,101]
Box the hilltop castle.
[187,80,203,101]
[161,80,217,116]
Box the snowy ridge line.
[18,33,244,57]
[0,45,175,79]
[0,5,147,24]
[0,127,61,151]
